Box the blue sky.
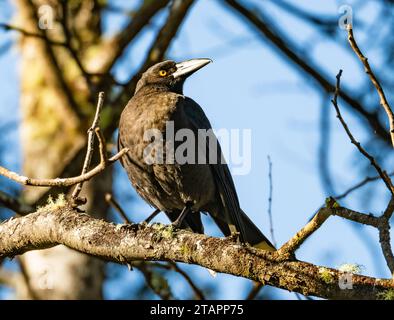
[0,0,392,299]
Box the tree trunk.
[15,0,109,299]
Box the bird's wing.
[179,97,247,241]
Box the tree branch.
[331,70,394,276]
[0,148,127,188]
[347,25,394,147]
[331,70,394,195]
[0,23,66,47]
[0,91,127,189]
[222,0,391,145]
[71,92,105,199]
[278,208,331,256]
[0,204,393,300]
[106,193,205,300]
[335,172,394,200]
[0,190,33,215]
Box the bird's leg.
[144,208,161,224]
[172,203,192,228]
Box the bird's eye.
[159,70,167,77]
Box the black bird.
[118,59,275,250]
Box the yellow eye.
[159,70,167,77]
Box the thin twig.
[59,2,93,91]
[347,25,394,147]
[266,156,276,247]
[246,281,264,300]
[0,92,127,189]
[158,263,206,300]
[0,151,126,188]
[335,172,394,200]
[95,128,108,163]
[0,23,67,47]
[245,156,276,300]
[331,70,394,275]
[135,263,173,300]
[105,193,131,224]
[223,0,391,144]
[331,70,394,195]
[0,190,33,215]
[71,92,105,199]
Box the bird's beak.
[172,58,212,79]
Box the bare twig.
[245,156,276,300]
[278,208,331,255]
[105,193,131,224]
[71,92,105,199]
[331,70,394,275]
[331,70,394,195]
[335,172,394,200]
[0,190,33,215]
[59,2,93,91]
[155,263,206,300]
[331,207,380,228]
[0,150,126,188]
[347,25,394,147]
[222,0,391,145]
[135,263,173,300]
[0,23,67,47]
[0,91,126,190]
[246,282,264,300]
[266,156,276,247]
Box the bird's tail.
[210,209,276,251]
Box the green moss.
[180,244,190,257]
[325,197,340,209]
[377,289,394,300]
[151,223,175,240]
[338,263,363,274]
[319,267,335,284]
[37,194,67,211]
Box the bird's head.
[135,58,212,94]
